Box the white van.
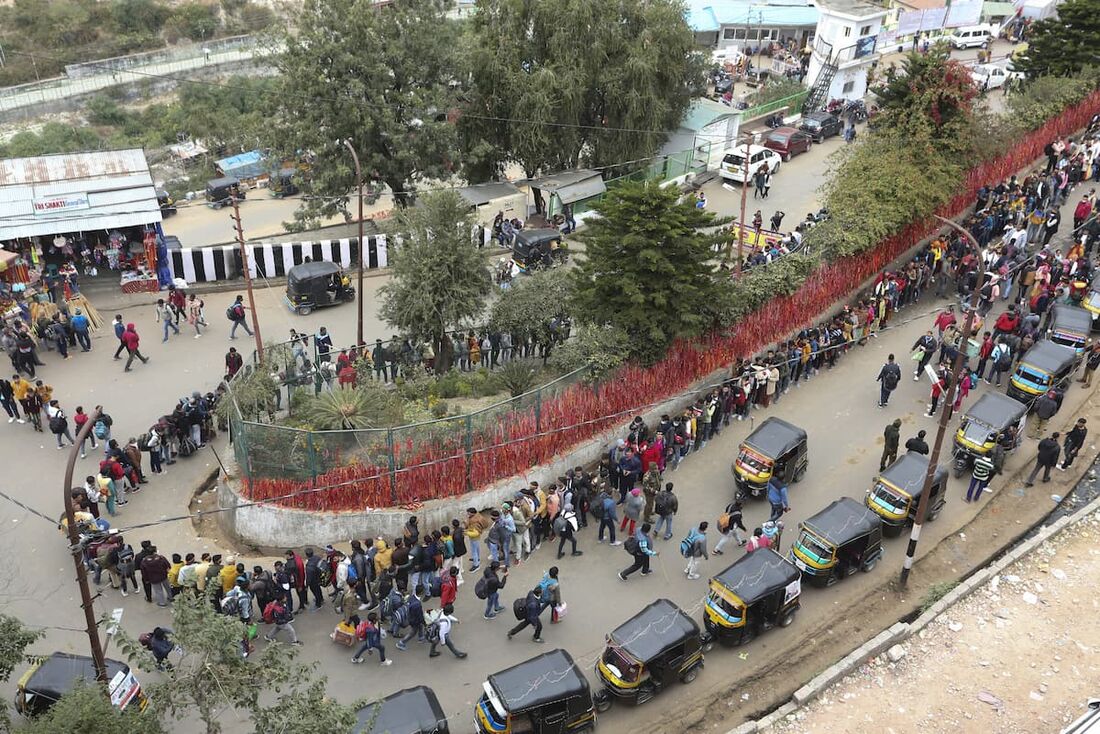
[949,24,995,49]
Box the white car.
[719,145,782,184]
[970,62,1023,91]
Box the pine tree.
[1014,0,1100,78]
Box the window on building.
[842,80,855,94]
[860,24,872,36]
[723,28,737,39]
[733,27,748,40]
[843,26,852,37]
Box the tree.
[571,182,727,362]
[461,0,703,182]
[1014,0,1100,77]
[114,591,357,734]
[378,191,492,370]
[489,267,573,351]
[14,684,164,734]
[267,0,459,221]
[302,385,405,430]
[0,613,42,732]
[872,48,976,147]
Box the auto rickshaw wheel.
[825,572,838,587]
[928,504,942,522]
[593,690,613,713]
[862,557,878,573]
[953,464,967,479]
[297,305,313,316]
[793,465,807,483]
[680,666,699,684]
[778,610,796,628]
[701,636,715,653]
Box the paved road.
[2,127,1087,734]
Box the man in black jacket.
[1031,390,1060,439]
[905,430,929,455]
[134,540,155,603]
[877,354,902,407]
[303,546,324,611]
[1060,419,1088,471]
[350,540,374,611]
[1026,432,1061,486]
[506,586,550,643]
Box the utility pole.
[900,215,986,586]
[726,131,752,275]
[62,407,108,684]
[230,197,264,363]
[343,139,365,347]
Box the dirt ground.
[760,508,1100,734]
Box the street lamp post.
[899,215,987,586]
[343,140,365,347]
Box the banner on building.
[897,9,924,35]
[945,0,982,27]
[919,7,948,30]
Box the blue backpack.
[680,530,699,558]
[346,563,358,584]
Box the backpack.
[995,348,1012,371]
[221,594,241,617]
[624,535,640,555]
[137,433,152,452]
[93,420,109,440]
[391,601,409,628]
[513,598,527,621]
[680,530,699,558]
[883,366,900,391]
[718,513,731,533]
[316,563,332,587]
[178,437,197,457]
[429,575,442,598]
[355,620,372,641]
[116,546,135,575]
[655,492,671,516]
[474,577,489,600]
[49,415,65,434]
[590,495,606,520]
[552,515,567,535]
[262,601,279,624]
[426,621,441,642]
[346,563,358,584]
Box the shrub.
[495,361,539,397]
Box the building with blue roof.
[687,0,820,53]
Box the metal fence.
[572,145,709,216]
[741,91,809,122]
[227,344,590,509]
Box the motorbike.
[764,113,784,129]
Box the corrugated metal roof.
[457,181,523,206]
[0,148,151,186]
[682,98,739,131]
[687,0,820,30]
[216,150,266,178]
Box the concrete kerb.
[728,490,1100,734]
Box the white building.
[804,0,888,107]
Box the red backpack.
[262,601,279,624]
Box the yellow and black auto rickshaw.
[1006,339,1077,405]
[283,261,355,316]
[205,176,244,209]
[1048,305,1092,357]
[789,497,884,587]
[704,548,802,646]
[732,417,808,500]
[1081,273,1100,331]
[866,453,948,535]
[476,649,596,734]
[594,598,705,709]
[356,685,448,734]
[952,391,1027,478]
[269,167,301,198]
[15,653,145,718]
[512,228,567,273]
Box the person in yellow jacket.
[372,537,393,577]
[167,554,184,598]
[220,555,240,594]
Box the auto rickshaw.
[703,548,801,646]
[269,167,300,198]
[1081,273,1100,331]
[866,453,948,535]
[356,685,448,734]
[1048,305,1092,357]
[789,497,884,587]
[512,228,567,273]
[732,417,808,500]
[594,598,705,709]
[205,176,244,209]
[475,649,596,734]
[1006,339,1077,405]
[952,391,1027,477]
[156,189,177,216]
[15,653,145,718]
[283,261,355,315]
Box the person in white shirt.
[428,604,467,659]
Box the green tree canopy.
[571,181,727,362]
[1014,0,1100,77]
[0,613,43,733]
[489,267,573,347]
[14,684,165,734]
[461,0,703,181]
[872,48,977,148]
[267,0,460,219]
[378,191,492,369]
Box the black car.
[800,112,842,143]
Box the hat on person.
[630,488,641,496]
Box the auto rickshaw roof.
[287,261,342,284]
[608,598,700,663]
[879,453,947,496]
[206,176,240,190]
[488,648,589,713]
[1052,305,1093,335]
[513,228,562,248]
[743,417,807,459]
[22,653,129,702]
[1020,339,1076,375]
[354,686,447,734]
[713,548,800,606]
[965,391,1028,429]
[802,497,881,547]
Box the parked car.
[719,144,782,184]
[799,112,842,142]
[949,24,994,49]
[761,127,813,161]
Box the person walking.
[262,596,300,645]
[187,294,206,338]
[351,612,391,665]
[156,299,180,342]
[966,453,995,502]
[912,331,937,380]
[480,562,507,619]
[395,588,425,650]
[618,523,658,581]
[594,484,620,545]
[554,505,583,559]
[682,522,709,580]
[428,604,467,658]
[507,586,550,643]
[905,430,929,455]
[620,488,644,536]
[0,377,20,424]
[653,482,678,540]
[876,354,902,407]
[1031,390,1060,439]
[766,476,790,523]
[140,546,172,607]
[880,419,901,471]
[111,315,128,360]
[1081,343,1100,387]
[926,372,948,416]
[46,401,76,449]
[464,507,489,572]
[303,546,325,611]
[1060,419,1088,471]
[1025,432,1061,486]
[641,462,661,522]
[72,406,96,457]
[713,501,747,554]
[71,309,91,352]
[225,348,244,380]
[227,296,252,339]
[122,324,149,372]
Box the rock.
[949,621,964,632]
[1040,683,1049,694]
[994,608,1010,619]
[1023,592,1039,605]
[1031,691,1044,701]
[1006,575,1021,583]
[977,691,1004,709]
[1052,568,1067,580]
[887,644,907,663]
